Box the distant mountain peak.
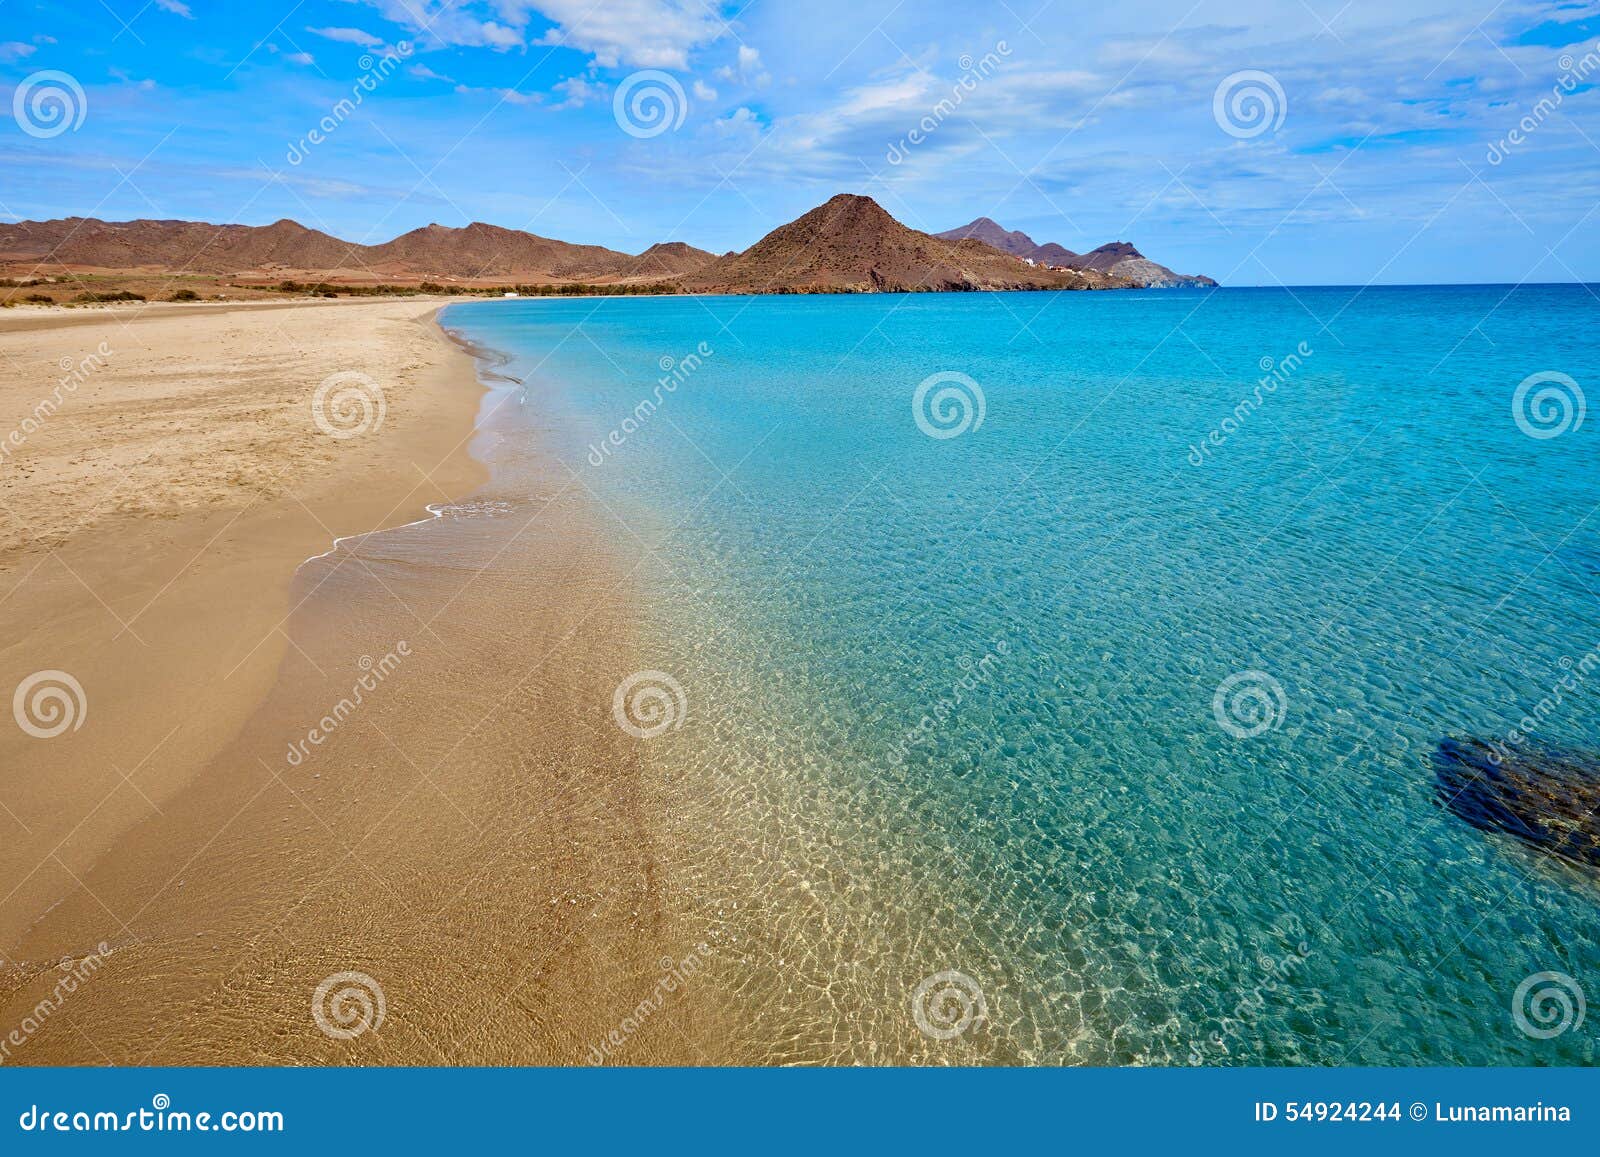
[936,217,1213,287]
[799,194,900,233]
[935,216,1040,259]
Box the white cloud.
[357,2,524,51]
[154,0,194,17]
[693,79,717,101]
[525,0,730,68]
[717,43,770,86]
[0,41,36,61]
[108,67,157,89]
[307,26,385,47]
[349,0,736,67]
[552,75,607,108]
[715,106,759,131]
[467,21,523,49]
[285,52,316,66]
[409,64,455,83]
[454,83,542,105]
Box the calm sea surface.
[443,286,1600,1064]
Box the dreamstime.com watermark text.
[285,642,410,766]
[587,943,715,1063]
[286,43,413,165]
[0,943,110,1063]
[17,1095,283,1133]
[587,342,713,466]
[1,342,112,466]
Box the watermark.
[12,70,87,139]
[1512,370,1584,440]
[1187,341,1313,465]
[913,370,985,439]
[284,643,409,766]
[1,342,113,467]
[17,1095,283,1133]
[886,42,1011,164]
[285,43,413,165]
[886,637,1010,765]
[0,942,111,1063]
[587,341,713,466]
[911,969,987,1040]
[613,70,687,138]
[12,669,86,739]
[1188,929,1311,1062]
[612,670,687,739]
[311,970,386,1039]
[1512,971,1584,1040]
[1213,70,1287,139]
[1482,641,1600,766]
[1487,43,1600,165]
[587,944,715,1063]
[311,370,387,439]
[1212,670,1287,739]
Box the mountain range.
[934,217,1216,288]
[0,197,1215,293]
[0,216,716,282]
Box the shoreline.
[0,298,488,957]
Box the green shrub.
[72,290,145,303]
[169,288,200,302]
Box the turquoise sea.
[443,286,1600,1065]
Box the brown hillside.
[0,216,685,282]
[684,195,1116,293]
[364,221,632,279]
[621,241,717,278]
[0,217,364,273]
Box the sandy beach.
[0,298,732,1064]
[0,300,486,1048]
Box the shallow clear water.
[444,286,1600,1065]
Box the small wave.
[434,499,516,519]
[299,499,516,568]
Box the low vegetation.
[504,281,680,296]
[267,278,683,299]
[72,290,146,303]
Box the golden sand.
[0,299,731,1063]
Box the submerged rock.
[1433,737,1600,867]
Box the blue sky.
[2,0,1598,284]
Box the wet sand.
[0,302,732,1063]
